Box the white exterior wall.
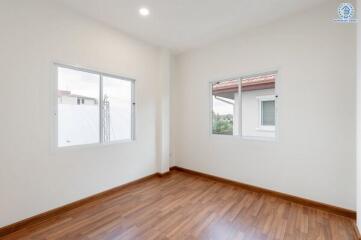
[242,88,275,138]
[58,96,97,105]
[83,98,97,105]
[0,0,167,227]
[173,1,356,209]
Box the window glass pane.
[241,73,276,138]
[212,79,239,135]
[102,76,132,142]
[262,100,275,126]
[57,67,100,147]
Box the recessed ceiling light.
[139,7,150,16]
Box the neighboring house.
[58,90,98,105]
[212,74,276,138]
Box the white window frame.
[209,71,278,141]
[257,95,276,132]
[53,63,136,149]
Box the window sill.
[210,134,276,142]
[256,127,275,132]
[241,136,276,142]
[53,139,135,152]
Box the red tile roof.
[212,74,275,95]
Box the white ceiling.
[56,0,328,53]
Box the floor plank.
[2,170,357,240]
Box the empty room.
[0,0,360,239]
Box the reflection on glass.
[261,100,275,126]
[102,76,132,142]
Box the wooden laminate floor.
[2,170,357,240]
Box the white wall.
[0,0,356,229]
[0,0,168,227]
[173,1,356,210]
[357,0,361,230]
[157,49,172,173]
[170,54,178,167]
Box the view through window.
[212,79,239,135]
[57,66,134,147]
[241,73,276,138]
[211,72,276,139]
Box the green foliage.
[212,112,233,135]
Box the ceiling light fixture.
[139,7,150,16]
